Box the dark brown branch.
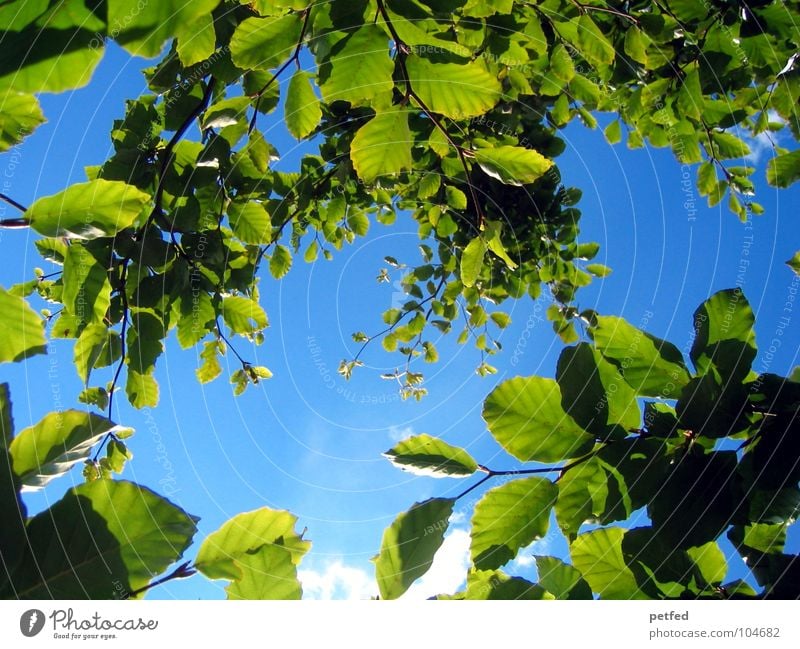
[92,261,131,462]
[571,1,640,26]
[0,192,28,214]
[120,561,197,599]
[145,77,217,233]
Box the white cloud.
[745,131,775,165]
[401,529,471,600]
[299,528,471,600]
[299,561,376,600]
[387,425,415,443]
[742,112,784,166]
[511,535,553,570]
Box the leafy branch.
[376,0,484,230]
[248,6,313,133]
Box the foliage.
[379,290,800,599]
[0,0,798,599]
[0,381,310,599]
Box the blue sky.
[2,42,798,599]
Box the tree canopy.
[0,0,798,600]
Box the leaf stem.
[0,192,28,214]
[120,561,197,599]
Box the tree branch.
[120,561,197,600]
[0,192,28,214]
[145,77,217,234]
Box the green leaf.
[535,555,593,599]
[383,434,478,478]
[710,131,751,160]
[649,450,738,549]
[446,186,468,210]
[110,0,221,59]
[0,396,26,595]
[0,0,105,94]
[222,295,269,333]
[603,120,622,144]
[34,237,69,265]
[229,13,302,70]
[556,343,641,438]
[78,387,109,412]
[347,210,370,237]
[10,410,126,488]
[73,324,108,385]
[62,244,112,326]
[11,480,196,598]
[687,542,728,585]
[196,507,310,576]
[175,12,217,66]
[586,263,612,277]
[303,240,319,263]
[202,97,250,130]
[460,237,487,288]
[25,179,150,239]
[0,383,13,448]
[374,498,455,599]
[482,377,594,463]
[226,545,302,600]
[766,150,800,188]
[549,44,575,82]
[677,69,703,121]
[196,507,310,599]
[576,242,600,260]
[570,527,644,599]
[228,201,272,245]
[0,287,46,364]
[590,315,691,398]
[787,251,800,275]
[473,146,553,186]
[126,370,159,409]
[320,26,394,107]
[697,161,717,196]
[406,56,501,120]
[470,476,557,570]
[464,570,551,599]
[556,457,608,535]
[576,15,615,67]
[285,70,321,140]
[729,523,787,555]
[623,27,648,66]
[197,341,223,384]
[270,245,293,279]
[690,288,756,382]
[350,107,412,183]
[0,92,45,152]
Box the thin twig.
[0,192,28,213]
[120,561,197,599]
[144,77,218,233]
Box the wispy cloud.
[387,425,415,443]
[511,535,553,571]
[299,561,376,600]
[299,528,471,600]
[401,529,471,599]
